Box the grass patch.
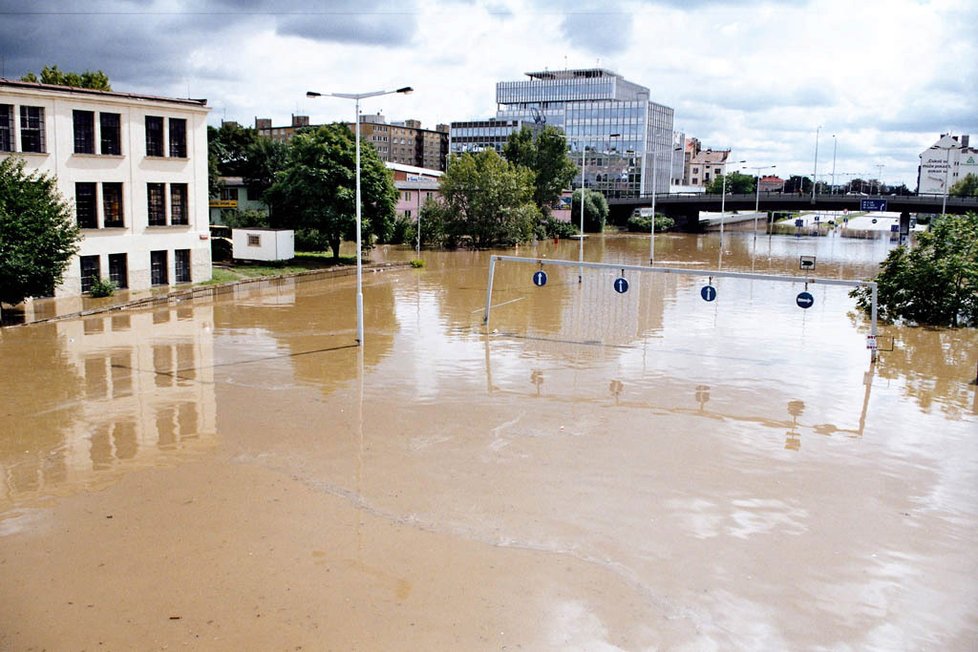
[202,252,358,285]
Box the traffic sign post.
[701,285,717,302]
[613,277,629,294]
[533,270,548,287]
[860,199,888,212]
[796,291,814,309]
[799,256,816,271]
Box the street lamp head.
[306,91,321,98]
[396,86,414,95]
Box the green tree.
[851,213,978,327]
[571,188,609,232]
[0,158,81,314]
[21,65,111,90]
[208,122,260,177]
[502,126,578,214]
[785,175,813,194]
[265,123,396,258]
[706,171,755,194]
[950,173,978,197]
[435,149,540,248]
[242,136,289,203]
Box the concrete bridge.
[608,193,978,231]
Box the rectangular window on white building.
[169,118,187,158]
[0,104,12,151]
[150,250,168,286]
[73,110,95,154]
[80,255,100,293]
[108,253,128,289]
[147,183,166,225]
[76,182,98,228]
[145,116,164,156]
[20,106,45,153]
[102,182,124,227]
[170,183,188,225]
[174,249,191,283]
[100,113,121,155]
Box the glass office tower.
[494,69,674,198]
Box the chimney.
[962,135,970,148]
[292,114,309,127]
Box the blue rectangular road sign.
[860,199,888,212]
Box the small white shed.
[231,228,295,262]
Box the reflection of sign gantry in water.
[482,339,877,450]
[483,255,881,362]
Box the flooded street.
[1,232,977,650]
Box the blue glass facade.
[449,69,674,198]
[495,69,674,198]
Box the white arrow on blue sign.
[614,277,629,294]
[701,285,717,302]
[533,270,547,287]
[796,291,814,309]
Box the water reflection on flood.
[0,307,217,508]
[2,232,977,648]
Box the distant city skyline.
[0,0,975,187]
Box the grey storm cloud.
[0,0,418,86]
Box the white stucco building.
[0,78,211,298]
[918,133,977,195]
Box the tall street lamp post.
[306,86,413,346]
[719,159,747,248]
[831,134,837,194]
[811,125,821,201]
[749,164,776,245]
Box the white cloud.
[0,0,973,186]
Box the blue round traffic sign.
[796,291,814,309]
[613,277,629,294]
[533,270,547,287]
[701,285,717,302]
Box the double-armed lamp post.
[748,164,776,244]
[719,159,747,247]
[306,86,413,346]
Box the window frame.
[80,255,101,293]
[150,250,169,286]
[170,183,189,225]
[102,182,124,228]
[145,116,164,157]
[174,249,191,283]
[20,105,46,153]
[108,253,128,289]
[147,183,166,226]
[75,182,99,229]
[168,118,187,158]
[73,109,95,154]
[0,104,14,152]
[100,112,121,155]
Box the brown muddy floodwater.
[1,232,976,650]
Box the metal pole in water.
[483,255,498,327]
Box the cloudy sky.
[1,0,974,187]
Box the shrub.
[88,277,117,298]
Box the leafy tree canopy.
[503,126,578,214]
[208,123,259,178]
[21,65,111,90]
[0,157,81,308]
[950,173,978,198]
[265,123,396,258]
[571,188,609,233]
[706,171,755,194]
[851,212,978,327]
[435,149,540,248]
